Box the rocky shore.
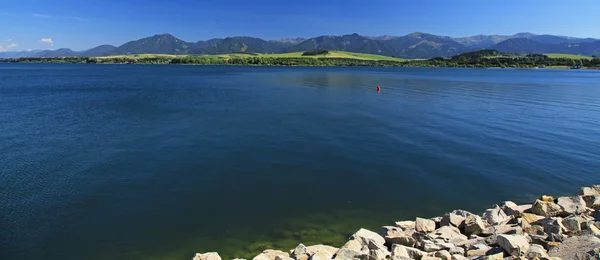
[193,185,600,260]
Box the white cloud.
[39,38,54,46]
[0,42,18,52]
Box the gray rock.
[448,247,465,256]
[366,240,390,260]
[416,217,437,233]
[451,209,476,219]
[385,234,417,248]
[483,252,503,260]
[548,235,600,260]
[193,252,222,260]
[291,244,308,259]
[334,248,368,260]
[578,186,600,196]
[434,250,452,260]
[482,205,509,225]
[556,196,587,216]
[431,226,468,243]
[526,244,550,258]
[404,246,426,260]
[395,221,416,230]
[350,228,386,248]
[496,234,530,257]
[423,240,444,252]
[464,215,486,236]
[584,221,600,237]
[537,217,566,235]
[441,213,466,230]
[531,199,563,217]
[381,226,404,237]
[562,216,583,233]
[455,238,486,249]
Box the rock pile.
[193,185,600,260]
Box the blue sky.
[1,0,599,51]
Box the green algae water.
[1,64,600,259]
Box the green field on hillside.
[96,51,406,62]
[545,53,593,60]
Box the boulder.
[465,243,491,257]
[404,246,426,260]
[350,228,386,248]
[416,217,437,233]
[381,226,404,237]
[447,246,464,256]
[366,240,390,260]
[291,244,308,259]
[522,213,545,224]
[541,195,556,202]
[423,240,444,252]
[556,196,587,216]
[464,215,486,236]
[483,252,503,260]
[391,257,412,260]
[562,216,583,233]
[482,205,509,225]
[537,217,566,235]
[395,221,416,230]
[526,244,549,259]
[578,185,600,196]
[306,245,338,259]
[431,226,468,243]
[434,250,452,260]
[391,244,410,258]
[455,238,485,249]
[523,224,546,236]
[253,250,291,260]
[584,196,600,210]
[451,254,466,260]
[451,209,476,219]
[333,248,368,260]
[584,221,600,237]
[531,200,562,217]
[385,233,416,247]
[440,213,466,230]
[341,239,364,251]
[500,201,531,217]
[497,235,530,257]
[193,252,222,260]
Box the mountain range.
[1,32,599,59]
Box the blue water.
[1,64,599,260]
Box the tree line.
[2,51,599,68]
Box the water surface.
[1,64,599,259]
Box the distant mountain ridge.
[1,32,598,59]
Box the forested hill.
[1,32,599,59]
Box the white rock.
[391,244,410,258]
[482,205,509,225]
[416,217,436,233]
[306,245,338,259]
[451,254,466,260]
[193,252,222,260]
[531,199,562,217]
[423,240,443,252]
[395,221,416,230]
[556,196,587,215]
[526,244,549,258]
[253,250,292,260]
[464,215,486,236]
[421,256,442,260]
[350,228,386,247]
[500,201,531,217]
[291,244,308,259]
[448,247,464,256]
[497,234,530,257]
[403,245,426,260]
[451,209,475,219]
[578,185,600,196]
[385,232,416,247]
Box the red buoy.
[377,86,381,92]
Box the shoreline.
[0,61,599,70]
[194,185,600,260]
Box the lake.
[1,64,599,260]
